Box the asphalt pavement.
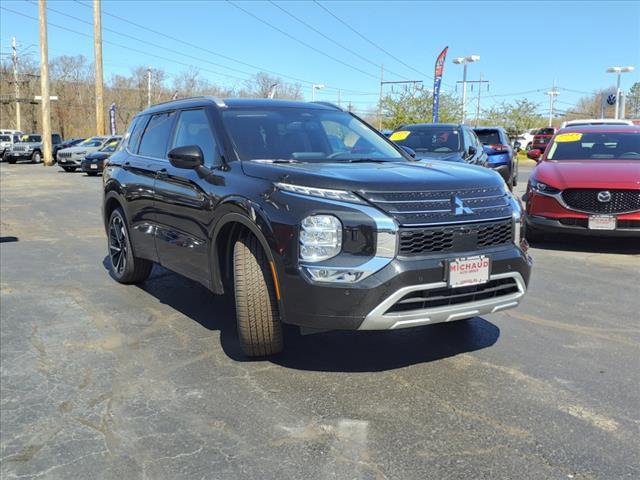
[1,161,638,480]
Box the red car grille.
[561,189,640,214]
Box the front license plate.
[448,255,490,288]
[90,164,98,169]
[588,215,616,230]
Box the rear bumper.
[81,159,104,173]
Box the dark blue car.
[473,126,518,188]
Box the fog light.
[299,215,342,262]
[304,267,364,283]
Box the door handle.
[157,168,168,178]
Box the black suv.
[103,98,532,356]
[390,123,488,167]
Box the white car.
[57,136,121,172]
[0,131,23,160]
[514,128,538,151]
[560,119,634,128]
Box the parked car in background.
[57,136,121,172]
[560,119,633,128]
[0,134,15,160]
[530,127,557,152]
[103,97,530,356]
[59,137,85,150]
[390,123,488,167]
[0,129,23,137]
[5,133,63,164]
[81,138,120,175]
[524,125,640,242]
[474,126,518,188]
[514,128,537,151]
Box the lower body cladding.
[277,245,532,331]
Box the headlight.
[529,179,560,194]
[276,182,365,204]
[299,215,342,262]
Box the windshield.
[475,130,501,145]
[21,135,41,143]
[100,140,120,152]
[547,132,640,160]
[222,107,403,162]
[79,137,106,147]
[391,126,462,153]
[0,135,10,142]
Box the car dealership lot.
[1,163,638,479]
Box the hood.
[85,151,111,160]
[242,159,504,192]
[61,145,101,154]
[534,160,640,189]
[413,151,464,163]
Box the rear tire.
[107,208,153,284]
[233,234,283,357]
[8,158,16,164]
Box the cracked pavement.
[1,162,639,479]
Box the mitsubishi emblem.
[451,195,474,215]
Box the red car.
[530,127,557,152]
[524,125,640,242]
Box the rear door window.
[137,112,175,158]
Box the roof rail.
[147,96,226,109]
[309,101,344,111]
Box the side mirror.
[514,141,521,150]
[527,149,542,162]
[167,145,204,169]
[399,145,416,158]
[467,145,477,157]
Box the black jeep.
[102,97,532,356]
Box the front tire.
[233,234,283,357]
[32,151,42,164]
[108,208,153,284]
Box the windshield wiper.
[251,158,302,164]
[343,158,389,163]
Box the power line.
[227,0,379,80]
[267,0,408,80]
[70,0,378,95]
[312,0,436,83]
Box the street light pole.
[312,83,325,101]
[453,55,480,124]
[607,66,635,119]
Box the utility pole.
[38,0,53,166]
[545,82,559,127]
[378,64,384,130]
[11,37,21,131]
[147,66,152,107]
[93,0,105,135]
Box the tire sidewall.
[32,151,42,163]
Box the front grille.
[12,146,26,152]
[386,278,520,314]
[562,189,640,214]
[362,187,512,226]
[399,220,512,256]
[559,218,640,229]
[58,151,71,159]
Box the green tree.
[627,82,640,119]
[379,89,461,129]
[481,99,544,136]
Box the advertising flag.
[432,47,448,123]
[109,103,117,135]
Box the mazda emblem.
[597,191,612,203]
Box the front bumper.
[526,191,640,237]
[6,152,33,160]
[57,156,83,166]
[278,244,532,330]
[81,159,104,173]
